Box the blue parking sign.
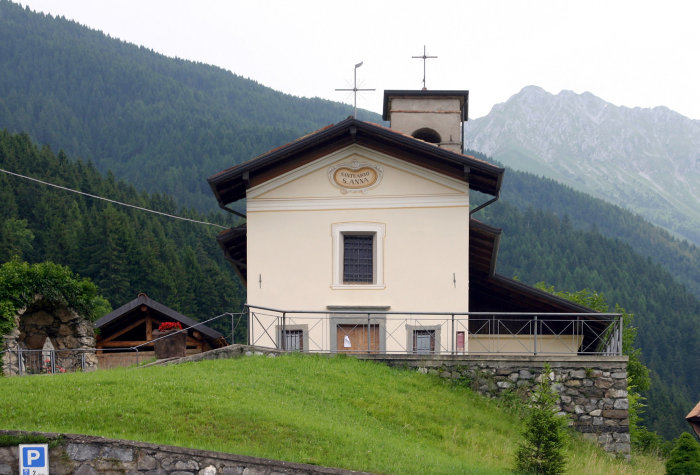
[19,444,49,474]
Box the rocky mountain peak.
[465,87,700,245]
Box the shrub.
[0,258,108,335]
[666,432,700,474]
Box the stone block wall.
[2,295,97,376]
[0,430,373,475]
[358,354,630,455]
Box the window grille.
[413,330,435,354]
[284,329,303,351]
[343,235,373,283]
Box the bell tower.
[382,90,469,153]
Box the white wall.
[245,144,470,353]
[246,144,470,314]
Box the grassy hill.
[0,355,665,474]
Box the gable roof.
[94,293,225,343]
[208,117,504,207]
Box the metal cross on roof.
[335,61,375,118]
[412,45,438,90]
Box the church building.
[208,89,617,355]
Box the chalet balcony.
[246,305,623,356]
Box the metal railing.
[246,305,623,356]
[3,347,93,375]
[2,311,249,376]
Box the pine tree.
[515,364,567,475]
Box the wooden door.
[337,324,379,353]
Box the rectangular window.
[343,234,374,283]
[413,330,435,354]
[283,329,304,351]
[332,222,385,289]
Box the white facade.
[245,145,472,353]
[246,145,470,312]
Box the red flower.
[158,321,183,332]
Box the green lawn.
[0,354,664,474]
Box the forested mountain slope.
[467,152,700,298]
[0,130,244,332]
[0,0,381,212]
[2,0,699,440]
[3,0,697,303]
[465,86,700,246]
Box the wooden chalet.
[94,293,227,368]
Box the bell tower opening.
[412,128,442,144]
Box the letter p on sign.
[19,444,49,474]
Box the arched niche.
[2,296,97,375]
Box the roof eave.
[208,118,503,207]
[94,293,224,340]
[489,274,598,314]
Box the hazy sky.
[16,0,700,120]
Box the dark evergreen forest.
[0,130,244,335]
[1,0,699,440]
[485,159,700,298]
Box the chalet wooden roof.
[94,293,226,344]
[208,117,504,207]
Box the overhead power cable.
[0,167,227,229]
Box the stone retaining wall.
[0,430,373,475]
[357,354,630,455]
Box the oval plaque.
[333,167,377,189]
[328,161,383,193]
